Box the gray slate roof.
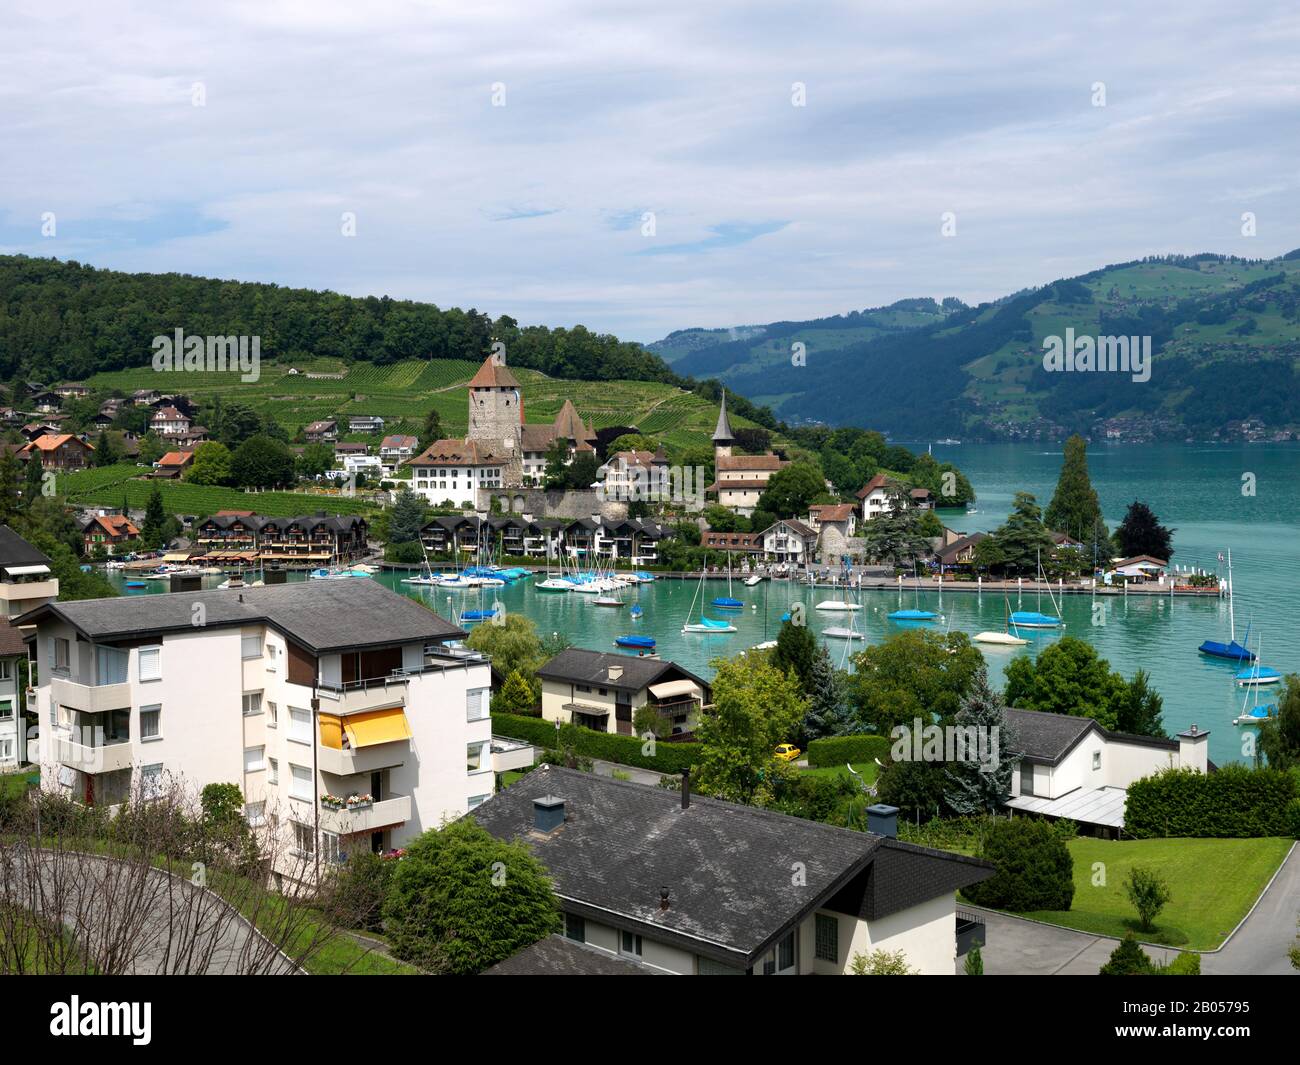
[482,935,654,976]
[471,765,992,968]
[0,525,52,569]
[16,578,463,653]
[535,648,707,695]
[1005,707,1177,765]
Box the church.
[409,351,597,507]
[707,389,787,515]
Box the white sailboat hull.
[974,631,1029,646]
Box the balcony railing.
[318,737,411,777]
[50,677,133,715]
[956,908,986,956]
[319,794,411,835]
[54,734,134,774]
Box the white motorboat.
[823,626,866,641]
[815,600,862,613]
[973,631,1029,646]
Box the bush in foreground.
[962,818,1075,912]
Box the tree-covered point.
[783,425,975,505]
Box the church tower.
[713,388,735,461]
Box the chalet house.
[192,513,370,565]
[131,389,161,407]
[348,415,385,433]
[759,519,818,565]
[171,427,210,449]
[536,649,711,736]
[21,433,94,471]
[150,406,191,437]
[153,450,195,479]
[476,767,993,975]
[91,411,117,429]
[333,442,369,457]
[1108,555,1168,583]
[305,419,339,444]
[30,391,62,414]
[936,532,987,571]
[909,488,934,510]
[82,514,141,556]
[701,530,762,555]
[55,383,91,399]
[379,435,419,469]
[20,422,60,442]
[1004,709,1211,836]
[593,518,667,563]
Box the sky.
[2,0,1298,342]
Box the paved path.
[968,843,1298,975]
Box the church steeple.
[713,388,735,460]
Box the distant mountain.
[647,254,1300,441]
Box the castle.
[409,350,597,507]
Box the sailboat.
[974,593,1030,646]
[888,563,938,621]
[1233,642,1278,724]
[712,552,744,610]
[1199,550,1255,661]
[683,571,737,633]
[1234,632,1279,685]
[1009,549,1061,628]
[402,537,444,586]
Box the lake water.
[107,442,1300,768]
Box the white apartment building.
[408,440,506,507]
[21,580,498,869]
[0,620,26,771]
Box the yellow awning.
[343,706,412,748]
[318,713,344,750]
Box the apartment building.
[21,580,497,870]
[0,620,26,771]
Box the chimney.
[866,803,899,838]
[532,795,565,834]
[607,664,624,683]
[659,886,671,911]
[1177,724,1210,775]
[681,768,691,810]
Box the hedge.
[1125,765,1298,839]
[490,713,699,774]
[806,734,892,768]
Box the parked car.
[774,744,801,762]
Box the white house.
[1003,708,1211,835]
[408,440,506,507]
[0,620,26,772]
[379,434,419,471]
[759,519,818,565]
[21,581,499,873]
[535,649,710,736]
[477,768,993,975]
[341,453,385,479]
[150,406,191,437]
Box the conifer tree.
[943,666,1021,815]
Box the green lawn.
[800,761,878,785]
[0,771,38,800]
[1009,836,1293,950]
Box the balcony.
[316,676,410,716]
[956,908,986,957]
[54,734,134,774]
[491,737,535,774]
[50,676,134,715]
[319,794,411,835]
[318,740,409,777]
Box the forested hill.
[0,254,677,387]
[648,252,1300,442]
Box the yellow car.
[774,744,802,763]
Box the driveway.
[967,842,1298,975]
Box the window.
[0,739,12,761]
[292,821,315,856]
[244,746,266,773]
[140,763,164,800]
[267,758,278,785]
[139,705,161,741]
[814,913,839,963]
[0,699,12,720]
[468,793,490,810]
[1019,762,1034,797]
[289,764,312,801]
[245,801,265,827]
[466,741,488,773]
[242,692,263,717]
[288,707,312,744]
[564,913,586,943]
[0,660,11,681]
[266,644,278,671]
[138,646,162,682]
[322,831,342,865]
[576,684,592,694]
[466,687,489,722]
[620,930,643,957]
[267,702,278,728]
[241,633,262,659]
[52,637,70,672]
[1092,750,1102,771]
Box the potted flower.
[320,793,345,810]
[345,793,373,810]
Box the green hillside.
[653,254,1300,441]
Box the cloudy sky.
[2,0,1298,341]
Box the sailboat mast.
[1228,549,1236,643]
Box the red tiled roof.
[468,355,521,389]
[716,454,785,472]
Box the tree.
[1099,934,1155,975]
[383,817,560,974]
[22,452,43,510]
[230,434,295,488]
[803,646,850,740]
[217,402,263,448]
[963,818,1075,912]
[1124,865,1172,932]
[464,614,545,695]
[419,408,443,451]
[847,629,984,734]
[943,667,1021,815]
[849,949,917,975]
[1003,636,1129,730]
[1257,677,1300,772]
[875,758,949,823]
[137,431,166,466]
[975,491,1054,575]
[494,669,536,715]
[963,946,983,975]
[140,485,171,548]
[387,485,427,545]
[757,460,825,518]
[1113,500,1173,561]
[605,432,658,455]
[1114,669,1166,738]
[859,487,932,567]
[297,443,335,480]
[94,431,121,467]
[693,655,807,805]
[1044,435,1107,545]
[185,441,233,486]
[0,449,19,522]
[770,620,817,691]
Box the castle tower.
[713,388,735,461]
[467,350,523,482]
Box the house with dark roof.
[473,766,994,974]
[21,580,498,859]
[759,518,818,564]
[1003,708,1211,835]
[936,531,988,570]
[0,525,57,620]
[536,648,711,735]
[304,419,339,443]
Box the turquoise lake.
[107,442,1300,768]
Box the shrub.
[1125,765,1297,838]
[1286,796,1300,840]
[962,818,1075,912]
[1160,952,1201,975]
[805,734,892,768]
[1100,934,1155,975]
[1125,865,1172,932]
[491,713,699,774]
[963,946,983,975]
[326,850,394,934]
[850,949,917,975]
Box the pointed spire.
[712,388,735,443]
